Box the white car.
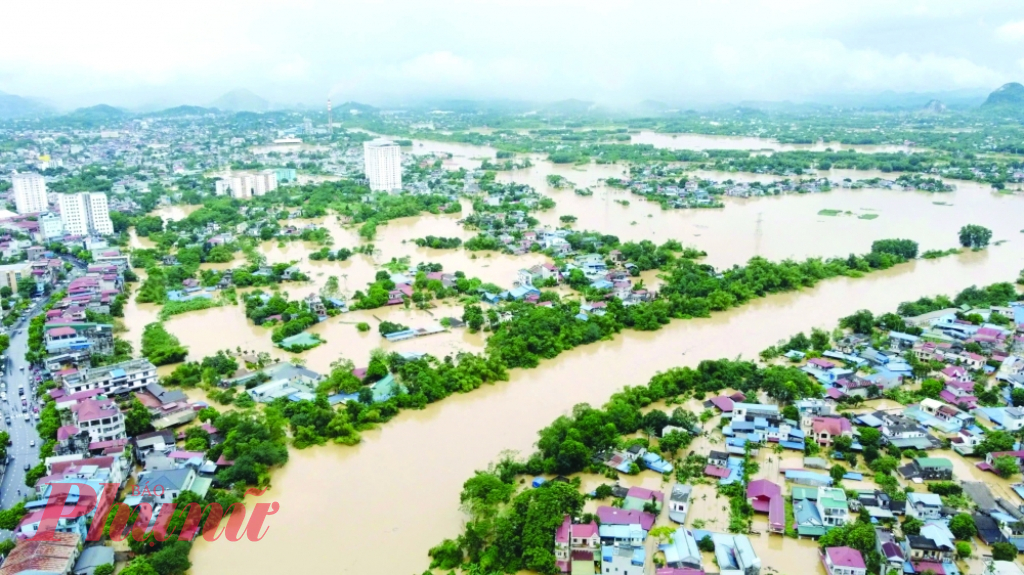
[29,440,34,447]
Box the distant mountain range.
[0,90,53,119]
[210,89,269,113]
[2,83,1024,121]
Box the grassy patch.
[857,213,879,220]
[818,209,842,216]
[158,297,225,320]
[933,201,953,206]
[922,248,962,259]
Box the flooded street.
[187,244,1023,575]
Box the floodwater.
[188,245,1024,575]
[495,165,1024,269]
[124,135,1024,575]
[631,130,915,154]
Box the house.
[0,532,81,575]
[601,545,645,575]
[711,533,761,575]
[854,490,905,519]
[662,527,702,570]
[899,457,954,481]
[906,492,945,520]
[822,547,867,575]
[623,486,663,512]
[816,487,850,529]
[747,479,784,533]
[905,523,955,563]
[134,467,200,504]
[555,516,600,573]
[668,484,692,524]
[70,398,125,443]
[73,545,115,575]
[597,506,656,531]
[876,528,905,570]
[810,416,853,446]
[974,513,1009,546]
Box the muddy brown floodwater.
[187,243,1023,575]
[125,136,1024,575]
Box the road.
[0,304,45,510]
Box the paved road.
[0,306,45,510]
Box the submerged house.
[746,479,784,533]
[668,484,692,524]
[661,527,702,571]
[711,533,761,575]
[822,547,867,575]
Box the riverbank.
[187,247,1024,575]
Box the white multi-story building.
[61,358,158,395]
[363,138,402,191]
[11,172,48,214]
[214,170,278,199]
[58,192,114,237]
[71,398,126,443]
[39,212,64,241]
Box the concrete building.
[61,358,158,395]
[59,192,114,236]
[0,262,30,292]
[71,398,126,443]
[11,171,48,214]
[215,170,278,199]
[363,138,402,191]
[39,211,65,240]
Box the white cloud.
[996,20,1024,42]
[0,0,1020,107]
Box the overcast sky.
[3,0,1024,110]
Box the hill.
[922,99,947,114]
[62,104,128,124]
[0,90,53,120]
[144,105,217,118]
[982,82,1024,108]
[211,89,269,113]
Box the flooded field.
[631,130,916,154]
[187,244,1023,575]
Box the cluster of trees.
[308,247,353,261]
[464,234,505,252]
[484,243,919,370]
[432,359,819,573]
[413,236,463,249]
[162,351,240,388]
[958,224,993,249]
[140,323,189,366]
[896,282,1020,317]
[870,238,919,260]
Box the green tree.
[992,542,1018,561]
[1011,388,1024,408]
[994,455,1019,479]
[920,379,943,399]
[955,541,971,559]
[839,310,875,335]
[948,513,977,540]
[120,559,159,575]
[810,328,831,352]
[903,516,924,536]
[958,224,993,249]
[830,464,846,484]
